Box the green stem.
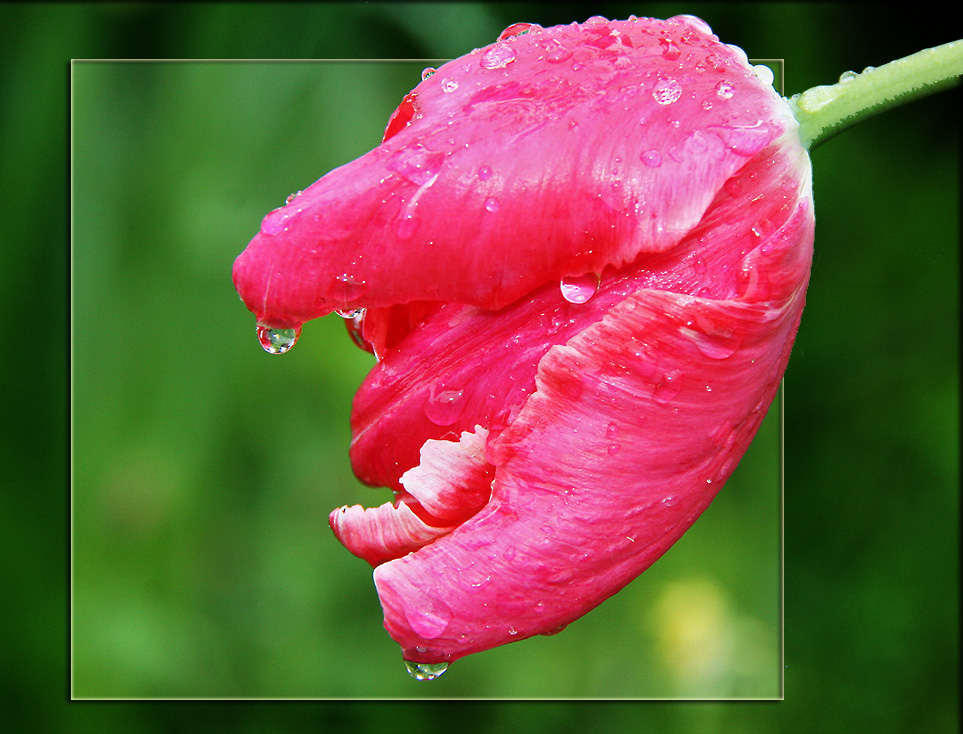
[788,40,963,150]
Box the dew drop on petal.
[481,45,516,69]
[441,78,459,93]
[670,14,713,36]
[839,70,858,83]
[256,324,301,354]
[752,64,775,86]
[393,213,420,240]
[539,38,573,63]
[640,149,662,167]
[653,370,683,404]
[421,67,436,81]
[477,165,493,181]
[659,38,680,60]
[483,197,500,212]
[714,80,735,99]
[652,78,682,105]
[560,272,600,304]
[404,661,449,681]
[498,22,540,40]
[260,207,293,235]
[424,384,465,426]
[333,273,368,303]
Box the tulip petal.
[234,14,816,668]
[232,16,797,329]
[375,230,811,662]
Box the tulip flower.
[232,15,962,678]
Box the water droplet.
[670,14,713,36]
[662,495,677,507]
[560,272,600,304]
[701,99,713,110]
[260,207,294,236]
[652,78,682,105]
[441,78,459,93]
[640,149,662,168]
[508,627,518,636]
[388,145,444,186]
[585,15,609,24]
[607,443,621,456]
[421,67,436,81]
[285,190,302,205]
[726,43,750,68]
[653,370,683,404]
[256,324,301,354]
[483,197,500,212]
[605,422,620,440]
[498,22,540,40]
[659,38,680,60]
[752,64,774,86]
[404,661,449,681]
[714,80,735,99]
[724,177,743,197]
[332,273,367,304]
[393,213,420,240]
[424,384,465,426]
[477,165,493,181]
[481,45,516,69]
[716,124,771,156]
[336,308,363,319]
[538,38,573,63]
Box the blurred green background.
[2,1,957,730]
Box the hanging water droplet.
[404,660,449,681]
[256,324,301,354]
[336,308,364,319]
[652,78,682,105]
[481,45,516,69]
[560,272,600,304]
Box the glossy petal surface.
[233,15,814,666]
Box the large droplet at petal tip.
[403,660,449,681]
[256,324,302,354]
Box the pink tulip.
[233,15,814,670]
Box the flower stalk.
[790,39,962,149]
